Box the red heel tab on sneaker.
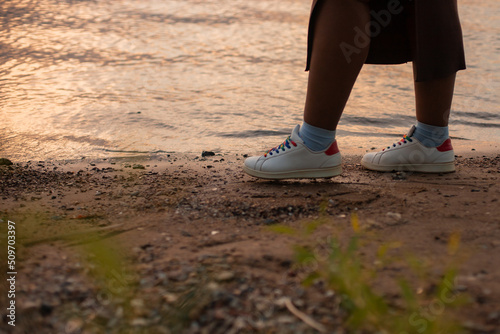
[325,141,339,156]
[437,139,453,152]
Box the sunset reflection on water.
[1,0,498,161]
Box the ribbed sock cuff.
[299,121,336,151]
[413,121,449,147]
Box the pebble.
[0,158,13,165]
[488,312,499,320]
[274,297,289,308]
[277,315,295,324]
[131,318,149,326]
[263,219,279,225]
[163,293,178,304]
[215,271,235,282]
[132,164,146,169]
[206,281,220,291]
[202,151,216,157]
[392,171,407,180]
[386,212,402,220]
[20,299,42,311]
[130,298,145,309]
[65,318,84,333]
[40,304,54,316]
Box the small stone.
[274,297,289,308]
[131,318,148,326]
[214,308,226,320]
[0,158,13,165]
[163,293,178,304]
[488,312,499,320]
[215,271,235,282]
[392,171,407,180]
[233,317,247,330]
[132,164,145,169]
[169,270,188,282]
[202,151,215,157]
[386,212,402,220]
[206,281,220,291]
[20,299,41,312]
[65,318,84,333]
[277,315,295,324]
[39,304,53,316]
[463,321,487,331]
[130,299,145,309]
[263,219,278,225]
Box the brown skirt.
[306,0,466,82]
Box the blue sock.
[412,121,449,147]
[298,121,336,151]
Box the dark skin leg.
[303,0,371,131]
[303,0,456,131]
[414,68,456,127]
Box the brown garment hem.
[305,0,466,82]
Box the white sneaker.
[243,125,342,179]
[361,126,455,173]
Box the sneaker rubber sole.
[243,165,342,180]
[360,160,455,173]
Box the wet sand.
[0,150,499,333]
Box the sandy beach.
[1,148,499,333]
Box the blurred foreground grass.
[1,208,471,333]
[269,211,470,334]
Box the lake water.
[1,0,499,161]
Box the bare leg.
[304,0,371,130]
[414,67,456,126]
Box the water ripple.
[0,0,498,161]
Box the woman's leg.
[243,0,373,179]
[411,65,457,147]
[360,68,458,173]
[304,0,371,131]
[414,71,456,127]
